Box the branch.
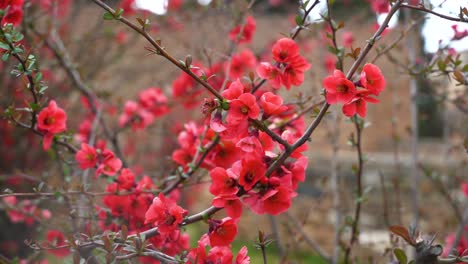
[401,4,468,23]
[90,0,224,101]
[285,212,330,262]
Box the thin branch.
[90,0,224,101]
[285,212,330,262]
[401,4,468,23]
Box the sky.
[134,0,468,53]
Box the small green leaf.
[0,42,10,50]
[1,52,10,61]
[115,8,124,19]
[393,248,407,264]
[103,11,115,20]
[295,15,303,26]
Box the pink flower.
[235,246,250,264]
[324,54,337,73]
[226,93,260,125]
[229,15,256,44]
[323,70,356,104]
[119,100,154,131]
[145,193,187,234]
[75,143,97,169]
[360,63,386,96]
[260,92,288,116]
[95,150,122,177]
[272,38,300,63]
[237,158,266,191]
[228,49,257,79]
[138,87,169,117]
[280,56,311,90]
[342,31,354,47]
[342,90,379,117]
[256,62,282,89]
[462,182,468,197]
[37,100,67,150]
[222,79,245,100]
[117,168,135,190]
[369,0,389,14]
[208,217,238,247]
[209,167,239,196]
[212,195,243,220]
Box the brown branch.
[90,0,224,101]
[401,4,468,23]
[285,212,330,261]
[161,134,221,195]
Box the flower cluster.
[119,87,169,131]
[229,15,256,44]
[323,63,386,117]
[75,142,123,177]
[2,196,51,226]
[257,38,311,89]
[187,234,250,264]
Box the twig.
[400,4,468,23]
[285,212,330,262]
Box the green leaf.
[393,248,407,264]
[295,15,303,26]
[1,52,10,61]
[0,42,11,50]
[103,11,115,20]
[115,8,124,19]
[34,72,43,83]
[38,85,48,94]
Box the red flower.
[46,230,70,257]
[280,56,311,90]
[342,90,379,118]
[138,87,169,117]
[256,62,282,89]
[237,158,266,191]
[209,167,238,196]
[235,136,263,158]
[119,100,154,131]
[75,143,97,169]
[145,193,187,235]
[342,31,354,47]
[260,92,288,116]
[229,15,256,44]
[369,0,389,14]
[272,38,300,63]
[324,54,337,74]
[360,63,386,96]
[212,195,243,220]
[261,185,296,215]
[323,70,356,104]
[117,168,135,190]
[102,183,132,216]
[96,150,122,177]
[119,0,136,15]
[37,100,67,150]
[228,49,257,79]
[227,93,260,125]
[208,217,238,247]
[462,182,468,197]
[1,4,22,26]
[222,79,244,100]
[235,246,250,264]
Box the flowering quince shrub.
[0,0,467,263]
